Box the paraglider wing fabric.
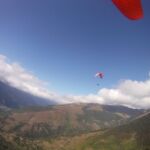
[95,72,104,78]
[99,73,103,78]
[112,0,143,20]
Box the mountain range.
[0,80,149,150]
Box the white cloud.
[65,77,150,109]
[0,54,150,109]
[96,79,150,108]
[0,54,58,101]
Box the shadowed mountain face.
[0,81,56,108]
[0,103,144,139]
[0,133,42,150]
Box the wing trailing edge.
[112,0,143,20]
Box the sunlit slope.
[29,112,150,150]
[70,112,150,150]
[0,103,143,139]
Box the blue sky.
[0,0,150,95]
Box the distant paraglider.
[112,0,144,20]
[95,72,104,86]
[95,72,104,79]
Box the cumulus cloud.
[98,79,150,108]
[58,77,150,108]
[65,78,150,109]
[72,79,150,109]
[0,54,150,109]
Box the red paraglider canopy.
[95,72,104,79]
[112,0,143,20]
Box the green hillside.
[0,104,148,150]
[0,103,143,139]
[71,112,150,150]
